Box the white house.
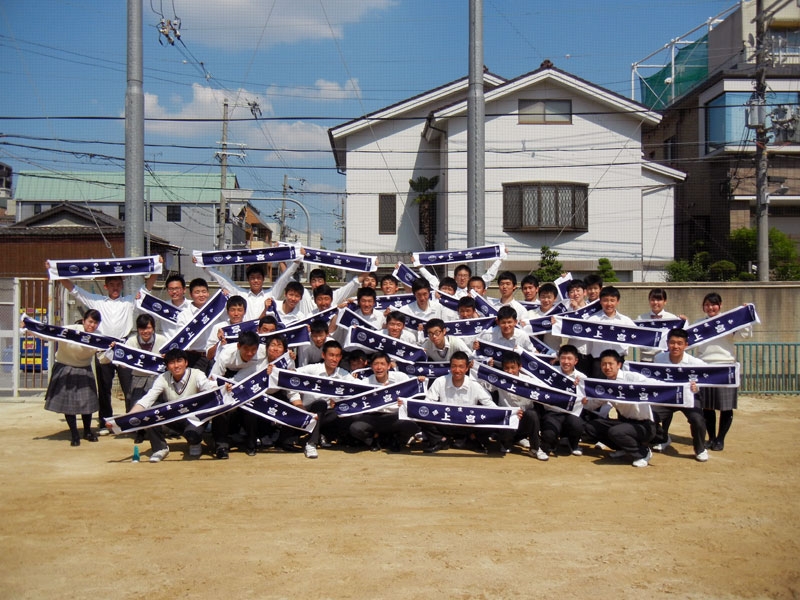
[329,63,685,281]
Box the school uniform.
[295,363,358,447]
[347,371,419,450]
[206,261,300,321]
[477,326,535,354]
[585,311,636,377]
[120,331,168,412]
[176,301,224,373]
[421,335,470,362]
[539,367,586,455]
[44,325,100,416]
[422,374,496,446]
[159,298,191,341]
[636,309,679,363]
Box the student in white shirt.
[585,286,636,377]
[539,344,586,458]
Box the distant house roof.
[14,171,239,204]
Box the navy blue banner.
[399,398,517,429]
[192,245,297,267]
[303,247,377,272]
[552,316,668,350]
[160,291,227,353]
[565,300,603,320]
[397,361,451,379]
[22,317,118,351]
[393,263,420,287]
[445,316,497,338]
[375,293,416,311]
[337,307,380,331]
[188,366,275,425]
[412,244,506,267]
[474,363,578,412]
[634,317,686,331]
[345,326,427,363]
[256,323,311,347]
[528,335,558,356]
[137,290,182,324]
[107,387,225,434]
[48,255,161,280]
[220,319,259,340]
[111,343,167,376]
[470,291,499,317]
[292,306,338,329]
[686,304,760,348]
[435,290,460,312]
[336,378,426,416]
[520,300,540,311]
[585,378,691,406]
[270,367,375,399]
[518,350,579,393]
[625,361,740,387]
[240,395,316,432]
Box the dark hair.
[258,315,279,328]
[439,276,458,291]
[267,335,288,352]
[313,284,334,299]
[558,344,579,358]
[188,278,209,292]
[386,310,406,324]
[347,349,368,365]
[468,276,486,290]
[164,348,189,364]
[667,327,689,342]
[322,340,343,354]
[450,351,470,365]
[538,283,558,297]
[309,268,327,282]
[309,319,330,335]
[496,305,518,321]
[454,264,472,277]
[357,286,377,300]
[497,271,517,286]
[584,274,603,288]
[379,274,399,286]
[165,274,185,288]
[567,279,586,292]
[703,292,722,306]
[648,287,668,301]
[458,296,476,310]
[285,281,305,296]
[411,278,431,293]
[83,308,102,323]
[237,330,260,348]
[599,285,621,300]
[501,351,521,367]
[370,351,391,364]
[425,318,446,332]
[599,349,623,363]
[521,274,540,288]
[103,276,123,285]
[245,264,265,278]
[136,314,155,330]
[226,295,246,310]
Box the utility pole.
[467,0,485,274]
[217,99,229,251]
[754,0,770,282]
[124,0,144,295]
[281,174,288,242]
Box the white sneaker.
[609,450,627,459]
[632,449,652,468]
[571,448,583,456]
[98,428,110,436]
[304,443,318,459]
[695,449,709,462]
[188,443,202,457]
[652,436,672,452]
[534,448,549,461]
[149,448,170,463]
[517,438,531,450]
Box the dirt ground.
[0,394,798,600]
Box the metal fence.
[736,343,800,394]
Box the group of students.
[38,255,748,468]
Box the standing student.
[692,292,749,451]
[111,348,219,461]
[539,345,586,457]
[520,275,540,306]
[58,270,159,431]
[42,309,103,446]
[524,283,562,351]
[492,271,527,319]
[649,328,707,462]
[159,274,192,340]
[272,280,307,325]
[296,320,334,367]
[585,286,636,377]
[202,261,300,321]
[561,280,593,374]
[422,318,471,362]
[399,278,444,323]
[383,311,420,345]
[636,288,685,363]
[582,350,656,468]
[205,295,247,362]
[584,275,603,303]
[175,278,220,373]
[297,267,361,315]
[477,305,535,355]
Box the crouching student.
[348,352,420,452]
[493,352,547,460]
[649,328,707,462]
[109,348,220,461]
[420,351,497,454]
[582,350,656,468]
[539,345,586,458]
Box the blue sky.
[1,0,736,247]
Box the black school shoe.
[215,446,230,459]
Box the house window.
[502,182,588,231]
[378,194,396,235]
[705,91,799,152]
[118,205,125,221]
[519,99,572,124]
[166,205,181,222]
[33,203,42,215]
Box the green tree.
[535,245,563,282]
[729,226,800,281]
[708,260,737,281]
[409,175,439,252]
[596,258,619,282]
[665,254,708,282]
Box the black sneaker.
[83,431,99,442]
[245,447,257,457]
[215,447,229,460]
[423,438,449,454]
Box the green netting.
[640,34,709,110]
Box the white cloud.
[165,0,395,50]
[267,78,361,102]
[238,120,331,163]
